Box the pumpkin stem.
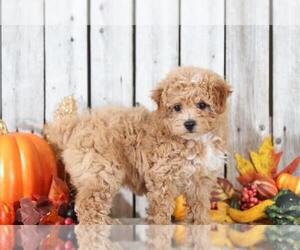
[54,95,78,120]
[0,120,8,135]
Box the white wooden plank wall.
[90,0,133,107]
[273,0,300,173]
[226,0,270,185]
[90,0,134,217]
[2,0,300,217]
[45,0,88,121]
[135,0,179,218]
[2,0,44,132]
[181,0,224,76]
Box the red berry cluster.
[239,184,260,210]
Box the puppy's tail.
[43,96,78,154]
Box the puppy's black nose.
[184,120,196,132]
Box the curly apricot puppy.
[44,67,231,224]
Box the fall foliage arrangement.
[0,111,299,228]
[174,136,300,225]
[0,115,300,249]
[0,120,75,227]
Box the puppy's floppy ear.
[151,87,163,108]
[211,80,232,114]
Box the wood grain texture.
[90,0,133,107]
[1,0,44,132]
[273,0,300,172]
[90,0,134,217]
[181,0,224,75]
[135,0,179,217]
[45,0,88,122]
[226,0,270,184]
[136,0,179,109]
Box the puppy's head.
[152,67,231,139]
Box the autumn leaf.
[258,136,273,155]
[234,154,256,176]
[235,136,283,185]
[250,137,281,177]
[39,207,64,225]
[211,178,235,202]
[18,198,41,225]
[237,173,257,186]
[48,176,69,207]
[16,197,53,225]
[275,156,300,178]
[272,151,283,177]
[250,151,272,176]
[36,197,52,217]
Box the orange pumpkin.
[0,202,15,225]
[0,125,57,207]
[276,173,300,195]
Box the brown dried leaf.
[211,178,235,202]
[18,198,41,225]
[48,176,69,207]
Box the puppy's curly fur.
[44,67,231,224]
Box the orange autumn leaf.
[237,173,258,186]
[48,177,69,207]
[272,151,283,177]
[39,207,64,225]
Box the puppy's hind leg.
[65,150,125,225]
[145,169,177,224]
[75,167,124,225]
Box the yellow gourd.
[228,199,274,223]
[209,202,234,223]
[173,195,186,221]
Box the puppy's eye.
[173,104,181,112]
[197,102,208,110]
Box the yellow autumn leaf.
[234,154,256,176]
[258,136,273,155]
[250,151,272,177]
[250,137,274,177]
